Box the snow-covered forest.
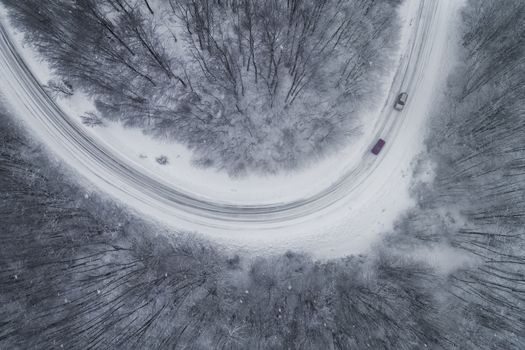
[1,0,525,348]
[0,114,461,349]
[1,0,400,175]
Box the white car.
[394,92,408,111]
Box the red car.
[371,139,385,155]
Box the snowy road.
[0,0,456,256]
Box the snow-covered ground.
[0,0,462,258]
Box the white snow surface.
[0,0,461,258]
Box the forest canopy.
[1,0,401,175]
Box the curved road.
[0,0,452,240]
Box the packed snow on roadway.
[0,0,460,258]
